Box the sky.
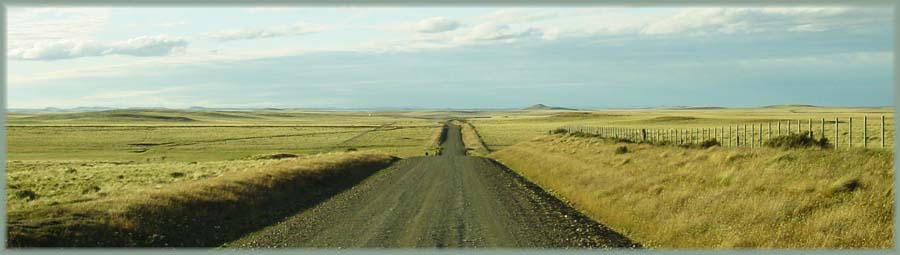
[6,6,894,109]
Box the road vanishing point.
[227,124,640,248]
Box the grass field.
[491,133,893,248]
[5,106,895,247]
[470,106,894,248]
[8,151,397,247]
[468,106,895,152]
[7,109,446,161]
[5,109,442,223]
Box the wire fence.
[556,115,892,150]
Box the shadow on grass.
[7,158,397,247]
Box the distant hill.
[762,104,820,108]
[522,104,576,111]
[664,106,727,110]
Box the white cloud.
[640,7,862,36]
[9,35,189,61]
[8,8,112,49]
[414,17,461,33]
[453,23,543,43]
[204,22,324,42]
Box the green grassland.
[5,109,445,216]
[7,109,447,162]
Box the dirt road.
[226,124,638,248]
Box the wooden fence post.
[778,121,781,136]
[680,129,684,144]
[808,119,812,138]
[834,118,839,150]
[745,124,755,148]
[759,123,763,146]
[797,120,801,136]
[821,118,825,139]
[767,122,771,141]
[743,124,747,147]
[849,117,853,149]
[716,127,720,142]
[864,115,868,149]
[786,120,790,134]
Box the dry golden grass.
[7,151,397,247]
[490,134,893,248]
[453,120,490,156]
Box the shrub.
[699,139,721,148]
[246,153,299,160]
[764,134,830,149]
[552,128,569,134]
[615,146,629,154]
[15,190,37,201]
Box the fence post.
[821,118,825,139]
[767,122,771,141]
[797,120,801,136]
[849,117,853,149]
[786,120,790,134]
[696,128,699,144]
[864,115,868,149]
[834,118,839,150]
[743,124,747,147]
[759,123,763,146]
[716,127,720,142]
[752,124,756,148]
[808,119,812,138]
[778,121,781,136]
[882,115,886,148]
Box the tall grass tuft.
[765,134,830,149]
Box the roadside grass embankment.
[453,120,490,156]
[7,151,398,247]
[424,122,448,156]
[490,133,893,248]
